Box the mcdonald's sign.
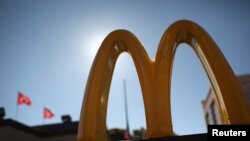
[77,20,250,141]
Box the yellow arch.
[77,20,250,141]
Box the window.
[210,101,217,124]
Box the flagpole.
[15,102,19,120]
[16,91,19,121]
[123,79,130,135]
[43,107,45,124]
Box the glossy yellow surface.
[77,20,250,141]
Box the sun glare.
[88,33,106,60]
[84,31,133,78]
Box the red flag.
[43,107,54,119]
[17,91,32,106]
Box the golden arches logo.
[77,20,250,141]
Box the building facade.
[202,74,250,125]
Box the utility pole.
[123,79,130,139]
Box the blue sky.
[1,0,250,135]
